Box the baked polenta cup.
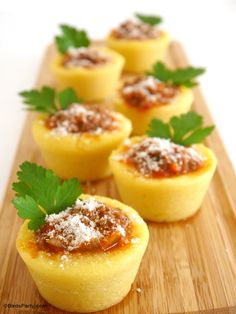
[16,195,149,313]
[110,138,217,222]
[115,86,193,135]
[51,47,124,102]
[106,32,170,73]
[32,111,132,181]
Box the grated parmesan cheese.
[45,104,119,136]
[36,198,133,253]
[116,137,204,177]
[111,20,160,40]
[121,76,179,109]
[63,47,110,69]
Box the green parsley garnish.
[147,62,205,87]
[55,24,90,54]
[135,13,163,26]
[12,162,82,230]
[57,87,81,110]
[19,86,81,114]
[147,112,214,146]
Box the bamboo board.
[0,42,236,314]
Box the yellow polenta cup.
[32,113,132,181]
[110,139,217,222]
[115,87,193,135]
[16,195,149,313]
[106,32,170,73]
[51,47,124,102]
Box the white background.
[1,0,236,202]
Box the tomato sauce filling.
[120,76,179,110]
[111,20,160,40]
[35,198,133,254]
[45,104,119,135]
[63,47,110,69]
[118,138,204,178]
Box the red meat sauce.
[118,138,204,178]
[63,48,110,69]
[120,76,179,110]
[111,20,161,40]
[45,104,119,135]
[34,199,133,255]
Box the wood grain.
[0,42,236,314]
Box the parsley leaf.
[170,112,202,143]
[13,195,46,230]
[19,86,56,114]
[147,112,214,145]
[148,62,205,87]
[55,24,90,54]
[147,119,171,139]
[136,13,163,26]
[57,88,81,110]
[13,162,61,211]
[12,162,82,230]
[19,86,81,114]
[54,178,82,214]
[182,126,215,146]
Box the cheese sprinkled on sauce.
[116,137,204,177]
[111,20,160,40]
[121,76,179,109]
[63,47,110,69]
[45,104,119,136]
[36,198,133,253]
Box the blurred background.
[1,0,236,201]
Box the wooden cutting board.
[0,42,236,314]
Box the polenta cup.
[114,62,205,135]
[107,32,170,73]
[115,85,193,135]
[19,86,132,181]
[33,110,132,181]
[51,46,125,102]
[110,136,217,222]
[51,24,124,102]
[106,14,170,73]
[16,194,149,313]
